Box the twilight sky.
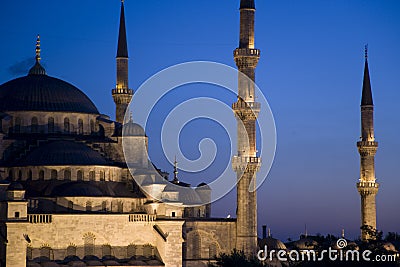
[0,0,399,241]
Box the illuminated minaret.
[112,0,133,123]
[232,0,260,255]
[357,46,379,241]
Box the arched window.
[89,171,95,181]
[192,233,201,259]
[143,244,153,257]
[64,118,70,133]
[67,245,77,256]
[51,170,57,180]
[40,245,52,260]
[100,171,105,181]
[8,170,13,180]
[90,120,95,133]
[86,201,92,212]
[31,117,38,133]
[209,242,218,259]
[64,169,71,180]
[127,244,136,258]
[77,170,83,181]
[39,170,45,180]
[18,170,22,180]
[28,170,33,180]
[14,117,21,133]
[102,244,112,257]
[83,233,95,256]
[48,117,55,133]
[78,119,83,135]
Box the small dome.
[259,237,287,250]
[16,141,109,166]
[196,182,211,190]
[0,74,99,114]
[123,121,145,136]
[292,237,318,250]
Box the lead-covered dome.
[0,72,99,114]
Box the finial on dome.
[35,34,41,63]
[28,34,46,76]
[364,44,368,60]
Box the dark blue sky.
[1,1,399,241]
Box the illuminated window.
[83,233,95,256]
[193,233,201,259]
[209,242,218,258]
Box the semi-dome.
[123,120,145,136]
[16,140,109,166]
[0,73,99,114]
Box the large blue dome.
[0,73,99,114]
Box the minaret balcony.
[232,101,260,113]
[234,48,260,57]
[112,88,133,95]
[357,181,379,195]
[232,156,261,171]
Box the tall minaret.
[357,46,379,241]
[232,0,260,255]
[112,0,133,123]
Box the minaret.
[357,46,379,241]
[112,0,133,123]
[232,0,260,255]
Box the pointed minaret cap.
[361,45,373,106]
[240,0,255,9]
[29,34,46,75]
[117,0,128,58]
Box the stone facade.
[0,2,266,267]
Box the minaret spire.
[232,0,260,256]
[35,34,41,63]
[357,46,379,241]
[112,0,133,124]
[28,34,46,76]
[173,156,179,183]
[361,45,373,106]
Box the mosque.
[0,1,261,266]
